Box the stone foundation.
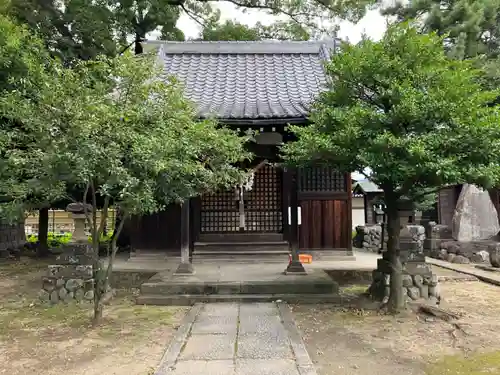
[425,222,498,265]
[369,263,440,305]
[353,225,386,252]
[368,224,440,305]
[39,243,95,304]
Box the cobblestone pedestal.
[368,224,440,305]
[38,243,95,304]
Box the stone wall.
[424,222,496,265]
[38,243,95,304]
[353,225,386,252]
[368,224,440,305]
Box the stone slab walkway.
[427,258,500,286]
[155,302,316,375]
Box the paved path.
[155,302,316,375]
[427,257,500,286]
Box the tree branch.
[179,3,206,27]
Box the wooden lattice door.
[244,164,283,232]
[200,163,283,233]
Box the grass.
[0,258,51,276]
[0,294,181,340]
[426,351,500,375]
[339,284,369,295]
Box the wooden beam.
[285,167,306,274]
[346,172,353,251]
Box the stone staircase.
[192,233,290,263]
[135,263,343,306]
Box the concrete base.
[137,263,339,306]
[136,293,349,306]
[174,262,195,275]
[284,260,307,275]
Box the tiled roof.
[353,180,383,194]
[148,40,337,120]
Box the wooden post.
[285,167,306,274]
[174,199,194,275]
[346,173,353,252]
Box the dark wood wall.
[437,186,460,226]
[299,199,350,250]
[297,167,352,251]
[364,192,384,224]
[128,203,181,252]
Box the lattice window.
[200,191,239,232]
[200,163,283,233]
[244,164,282,232]
[298,166,345,192]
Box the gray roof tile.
[149,40,337,120]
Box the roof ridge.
[145,39,338,55]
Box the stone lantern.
[66,203,93,243]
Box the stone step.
[136,293,347,306]
[198,233,284,242]
[192,253,289,264]
[140,279,338,295]
[193,241,289,253]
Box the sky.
[176,2,391,43]
[175,2,394,181]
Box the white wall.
[352,196,366,229]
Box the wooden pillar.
[285,167,306,274]
[346,173,353,251]
[174,199,194,275]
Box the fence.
[25,209,116,235]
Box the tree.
[8,0,376,63]
[281,23,500,313]
[382,0,500,93]
[201,19,310,41]
[201,20,262,41]
[7,0,185,63]
[5,53,251,324]
[0,14,67,256]
[383,0,500,59]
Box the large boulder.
[488,243,500,268]
[452,184,500,242]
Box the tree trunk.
[37,207,49,257]
[92,262,104,326]
[134,34,143,55]
[385,202,405,313]
[92,212,127,327]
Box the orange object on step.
[289,253,313,264]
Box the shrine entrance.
[199,161,284,234]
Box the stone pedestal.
[66,202,93,242]
[71,214,87,242]
[38,243,96,304]
[368,224,440,306]
[488,243,500,268]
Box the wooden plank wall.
[297,169,352,251]
[128,204,181,251]
[299,199,349,250]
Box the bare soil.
[0,258,187,375]
[293,276,500,375]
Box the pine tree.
[383,0,500,59]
